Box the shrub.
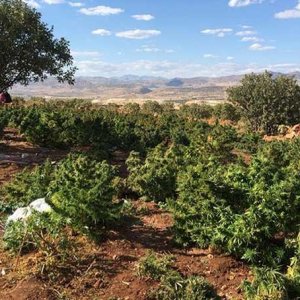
[126,144,181,202]
[242,267,288,300]
[136,251,175,281]
[142,101,163,114]
[171,140,300,266]
[213,103,241,122]
[0,160,54,213]
[235,132,263,154]
[0,107,8,137]
[227,71,300,134]
[3,211,67,254]
[150,273,218,300]
[49,154,121,236]
[179,103,214,120]
[286,232,300,297]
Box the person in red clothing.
[0,91,12,104]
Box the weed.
[137,251,175,281]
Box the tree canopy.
[227,71,300,134]
[0,0,76,92]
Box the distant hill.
[166,78,184,87]
[11,72,300,103]
[139,87,152,94]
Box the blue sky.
[25,0,300,77]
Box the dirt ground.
[0,128,250,300]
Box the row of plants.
[125,137,300,299]
[0,100,251,154]
[1,101,298,299]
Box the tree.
[227,71,300,134]
[0,0,76,92]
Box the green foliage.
[213,103,241,122]
[0,107,9,136]
[123,102,141,114]
[142,101,163,114]
[150,273,218,300]
[0,160,54,213]
[227,71,300,134]
[2,99,300,299]
[242,267,288,300]
[137,251,218,300]
[0,0,76,92]
[172,140,300,266]
[126,144,181,202]
[207,125,238,160]
[235,132,263,154]
[286,232,300,296]
[3,211,67,254]
[49,154,121,236]
[137,251,175,280]
[179,103,214,119]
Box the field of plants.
[0,98,299,300]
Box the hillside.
[11,72,300,104]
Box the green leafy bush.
[227,71,300,134]
[213,103,241,122]
[3,211,67,254]
[242,267,288,300]
[172,140,300,266]
[150,273,218,300]
[286,232,300,297]
[126,144,182,202]
[0,160,54,213]
[49,154,121,236]
[136,251,175,280]
[137,251,218,300]
[179,103,214,120]
[235,132,263,154]
[0,107,9,137]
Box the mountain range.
[12,72,300,104]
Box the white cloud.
[132,14,155,21]
[241,25,253,29]
[92,29,111,36]
[241,36,263,42]
[228,0,264,7]
[203,54,218,59]
[236,30,257,36]
[23,0,40,8]
[275,1,300,19]
[68,2,84,7]
[201,28,233,37]
[136,45,174,54]
[80,6,124,16]
[43,0,64,4]
[71,51,101,57]
[136,46,160,52]
[249,43,275,51]
[116,29,161,39]
[74,59,300,78]
[227,56,235,60]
